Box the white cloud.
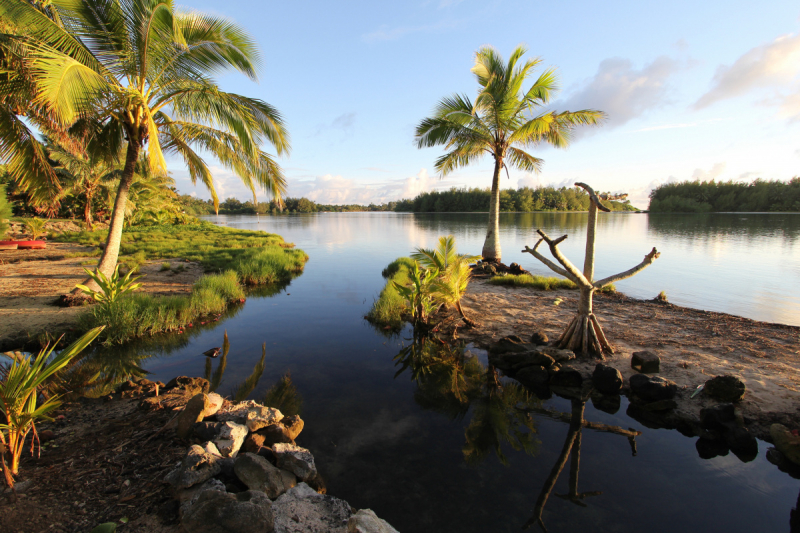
[694,33,800,112]
[692,162,727,181]
[286,168,444,205]
[634,122,697,132]
[516,175,574,190]
[559,56,679,134]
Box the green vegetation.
[76,266,143,311]
[25,217,47,240]
[489,273,616,293]
[160,262,172,272]
[179,194,396,215]
[0,327,104,487]
[262,372,303,417]
[0,184,12,237]
[367,257,415,329]
[649,178,800,212]
[394,186,638,212]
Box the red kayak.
[0,243,18,250]
[0,240,46,249]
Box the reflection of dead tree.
[523,182,660,358]
[523,398,639,532]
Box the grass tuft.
[488,274,616,293]
[160,262,171,272]
[367,257,413,329]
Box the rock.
[488,335,530,354]
[38,429,56,442]
[176,478,226,504]
[181,489,273,533]
[514,365,550,389]
[254,424,294,447]
[306,471,327,494]
[508,262,528,275]
[281,415,305,441]
[704,375,746,402]
[165,376,210,396]
[215,421,249,458]
[272,443,317,481]
[529,331,548,345]
[272,483,352,533]
[347,509,399,533]
[489,351,554,372]
[246,405,284,432]
[234,453,297,499]
[592,364,623,395]
[641,399,677,412]
[771,424,800,466]
[631,351,660,373]
[205,393,225,417]
[700,404,736,432]
[165,443,223,489]
[590,392,620,414]
[766,447,800,479]
[726,427,758,462]
[536,346,575,363]
[629,374,677,402]
[696,437,729,459]
[549,367,582,388]
[177,394,212,439]
[216,400,264,425]
[193,421,222,442]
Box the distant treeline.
[648,178,800,212]
[178,195,396,215]
[393,186,638,212]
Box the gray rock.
[177,393,211,439]
[704,375,746,402]
[234,453,297,499]
[592,364,623,395]
[273,483,352,533]
[347,509,399,533]
[216,400,263,424]
[178,478,227,517]
[273,443,317,481]
[181,489,274,533]
[165,376,210,395]
[205,392,224,417]
[488,335,529,354]
[629,374,676,402]
[215,421,249,458]
[281,415,305,440]
[631,350,660,373]
[165,443,222,489]
[246,405,284,432]
[536,346,575,363]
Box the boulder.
[234,453,297,499]
[193,421,222,442]
[704,375,746,402]
[165,443,223,489]
[549,367,582,388]
[281,415,305,441]
[217,400,264,425]
[529,330,548,346]
[215,421,249,458]
[347,509,399,533]
[254,424,294,447]
[592,364,623,395]
[536,346,575,363]
[631,351,660,373]
[272,483,352,533]
[514,365,549,389]
[629,374,677,402]
[771,424,800,466]
[488,335,529,354]
[246,405,284,432]
[177,394,212,439]
[700,404,736,432]
[165,376,210,396]
[726,427,758,463]
[181,489,274,533]
[205,392,225,417]
[177,478,226,505]
[272,443,317,481]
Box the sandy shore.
[456,279,800,439]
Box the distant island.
[649,178,800,212]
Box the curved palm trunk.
[83,187,95,230]
[481,158,502,262]
[73,142,140,292]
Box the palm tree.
[0,0,290,284]
[415,45,605,262]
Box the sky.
[169,0,800,209]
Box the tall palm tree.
[415,45,605,262]
[0,0,290,283]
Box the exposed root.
[557,313,613,358]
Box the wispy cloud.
[362,19,460,43]
[313,111,357,139]
[634,122,697,132]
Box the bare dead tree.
[522,182,660,358]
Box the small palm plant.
[393,263,439,324]
[0,326,104,487]
[75,266,143,311]
[25,217,47,240]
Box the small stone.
[631,351,660,373]
[234,453,297,499]
[704,375,746,402]
[629,374,676,402]
[347,509,400,533]
[281,415,305,441]
[177,394,212,439]
[529,331,548,346]
[272,443,317,481]
[215,421,249,458]
[38,430,56,442]
[488,335,529,354]
[255,424,294,447]
[181,489,274,533]
[771,424,800,466]
[165,444,222,489]
[246,405,284,432]
[272,483,352,533]
[592,364,623,395]
[205,392,225,417]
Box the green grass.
[160,262,171,272]
[488,273,616,293]
[79,271,246,344]
[367,257,415,329]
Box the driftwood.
[523,182,660,357]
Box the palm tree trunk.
[74,142,140,292]
[83,188,95,230]
[481,157,502,262]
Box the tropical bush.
[25,217,47,240]
[75,265,143,311]
[0,184,12,237]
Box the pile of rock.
[487,334,579,396]
[163,385,398,533]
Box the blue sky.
[171,0,800,209]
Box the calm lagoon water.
[132,212,799,532]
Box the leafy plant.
[0,184,12,237]
[0,327,104,487]
[160,262,171,272]
[75,265,143,311]
[25,217,47,240]
[393,262,439,324]
[411,235,480,272]
[414,236,478,327]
